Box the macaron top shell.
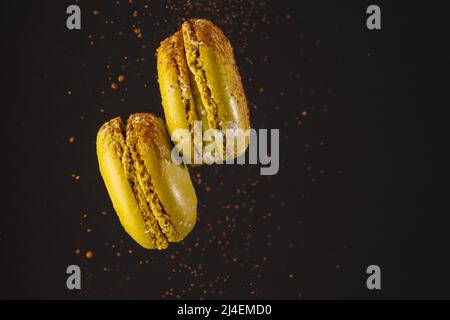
[126,113,197,240]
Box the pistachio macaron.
[157,19,250,162]
[96,113,197,249]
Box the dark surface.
[0,0,446,299]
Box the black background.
[0,0,447,299]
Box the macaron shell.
[128,114,197,240]
[96,118,156,249]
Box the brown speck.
[118,75,125,82]
[86,250,93,259]
[75,249,80,255]
[301,111,308,117]
[289,274,294,279]
[111,83,118,90]
[68,137,75,143]
[93,10,99,16]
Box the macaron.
[96,113,197,249]
[157,19,250,162]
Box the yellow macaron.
[157,19,250,163]
[96,113,197,249]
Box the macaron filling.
[170,32,198,132]
[182,20,219,130]
[122,141,168,249]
